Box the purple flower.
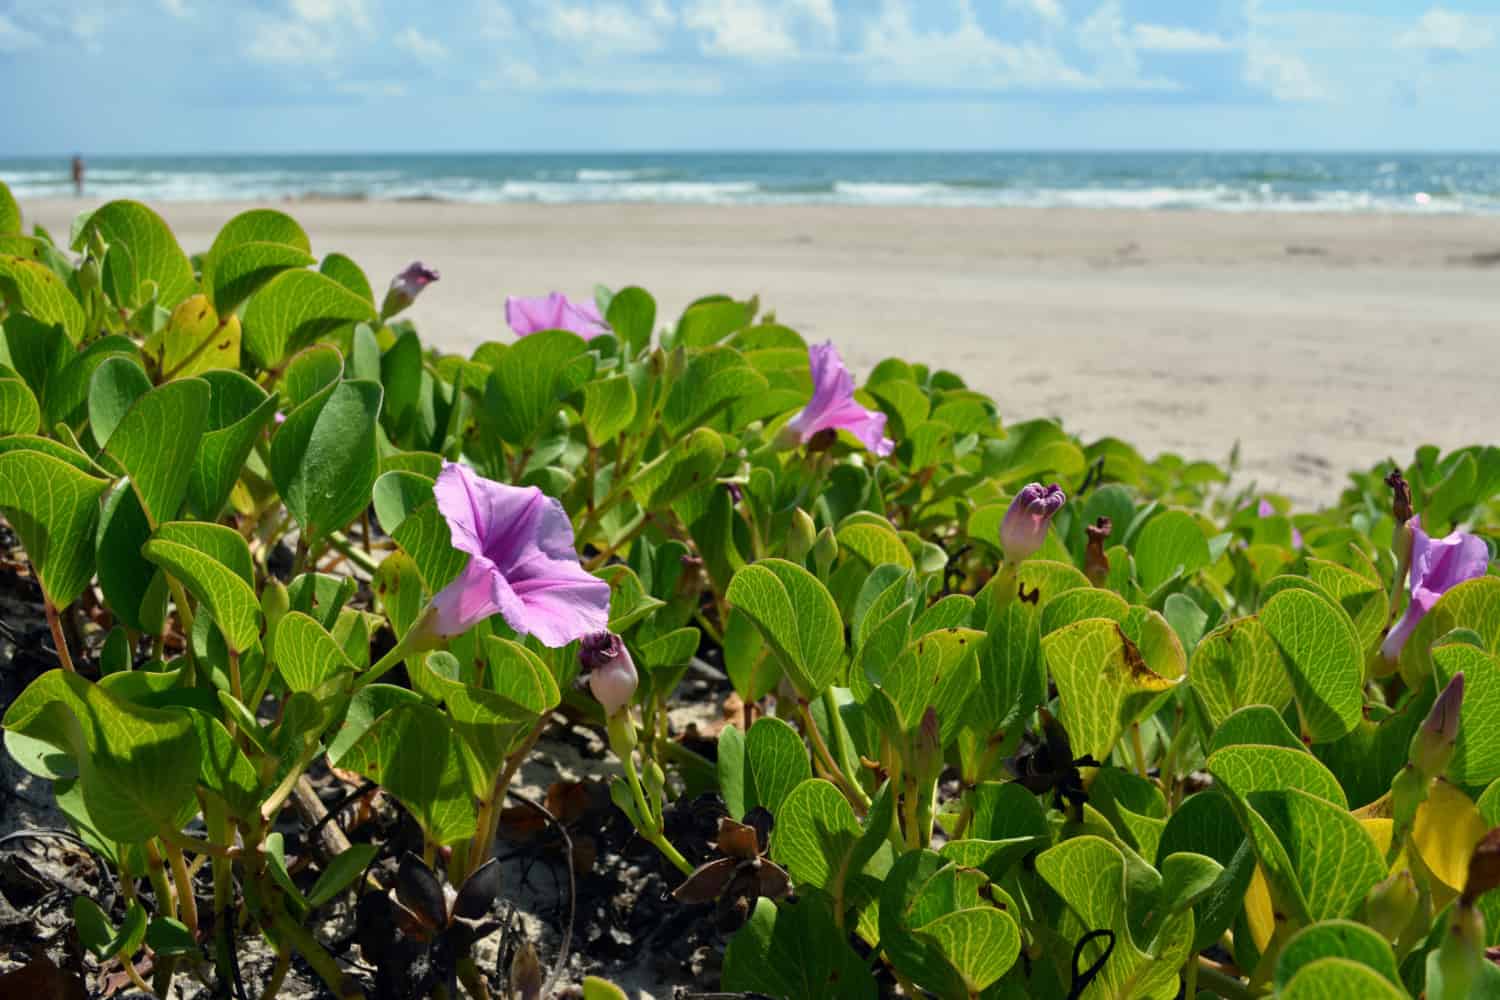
[1257,498,1302,549]
[1001,483,1065,563]
[1381,517,1490,663]
[783,342,894,457]
[382,262,440,319]
[425,461,610,647]
[580,632,637,717]
[505,293,609,338]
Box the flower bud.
[812,526,838,579]
[77,256,102,298]
[1365,869,1419,941]
[1000,483,1065,564]
[913,707,942,786]
[581,631,637,718]
[380,262,439,320]
[787,508,817,563]
[1410,672,1464,779]
[1436,901,1486,1000]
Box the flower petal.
[428,557,522,638]
[506,293,567,336]
[819,397,893,456]
[433,461,539,564]
[504,554,611,647]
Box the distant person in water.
[71,155,85,196]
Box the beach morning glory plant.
[505,291,609,337]
[783,341,894,456]
[381,261,440,319]
[1001,482,1066,563]
[425,461,610,646]
[1381,515,1490,663]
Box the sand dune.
[29,198,1500,506]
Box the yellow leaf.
[1246,864,1276,953]
[1412,779,1487,896]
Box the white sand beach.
[29,198,1500,507]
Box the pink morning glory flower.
[505,293,609,338]
[783,342,894,457]
[1381,516,1490,663]
[426,461,610,647]
[381,262,440,319]
[1000,483,1065,564]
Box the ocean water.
[3,152,1499,214]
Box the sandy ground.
[27,198,1500,507]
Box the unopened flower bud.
[812,526,838,579]
[581,631,637,718]
[787,508,816,563]
[380,262,439,320]
[913,707,942,785]
[1001,483,1065,564]
[77,256,102,297]
[1410,672,1464,779]
[1365,870,1419,941]
[1437,901,1486,1000]
[1464,827,1500,907]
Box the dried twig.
[504,791,576,999]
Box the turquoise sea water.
[4,152,1500,214]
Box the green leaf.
[87,355,151,450]
[1259,587,1364,743]
[74,200,196,309]
[144,294,241,380]
[1189,618,1293,728]
[186,370,279,518]
[581,977,630,1000]
[606,286,656,355]
[483,329,590,445]
[1208,744,1347,809]
[865,627,982,738]
[1042,618,1177,764]
[1281,957,1408,999]
[379,329,424,440]
[723,893,878,1000]
[980,418,1085,485]
[0,375,39,434]
[1134,510,1212,592]
[241,268,376,370]
[0,254,86,342]
[1399,576,1500,687]
[320,253,374,305]
[674,298,751,347]
[771,778,892,941]
[1242,788,1386,928]
[837,520,915,572]
[1208,705,1303,753]
[274,612,356,693]
[393,498,468,595]
[104,377,211,526]
[2,669,199,843]
[1034,835,1195,1000]
[47,335,139,424]
[1040,587,1130,635]
[727,559,845,699]
[582,374,637,447]
[0,449,110,605]
[283,343,346,410]
[662,346,768,436]
[1304,558,1390,656]
[1157,789,1256,952]
[146,916,197,957]
[95,480,167,635]
[628,427,725,511]
[879,850,1021,1000]
[271,379,383,541]
[1275,920,1401,990]
[326,684,422,767]
[143,522,261,653]
[73,897,147,959]
[188,710,259,817]
[940,781,1049,880]
[746,717,813,815]
[208,241,316,314]
[0,181,18,233]
[306,843,380,908]
[338,701,477,845]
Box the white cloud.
[485,60,723,96]
[1397,7,1495,52]
[159,0,192,18]
[1132,24,1234,53]
[336,79,407,97]
[541,4,669,55]
[1244,40,1329,102]
[290,0,371,32]
[682,0,834,60]
[394,26,448,62]
[0,13,42,52]
[479,1,518,39]
[245,21,326,64]
[1004,0,1064,26]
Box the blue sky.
[2,0,1498,154]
